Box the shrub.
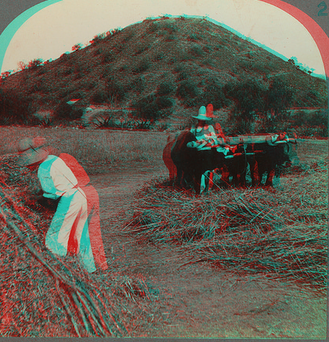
[156,96,174,109]
[165,34,176,42]
[80,78,97,90]
[309,110,328,127]
[109,28,122,36]
[90,32,106,44]
[176,70,188,81]
[103,65,115,77]
[58,87,72,98]
[204,58,217,68]
[158,20,177,34]
[119,65,129,72]
[53,101,83,121]
[168,57,177,65]
[64,68,73,76]
[267,77,294,114]
[154,121,169,131]
[94,47,103,55]
[135,44,149,55]
[0,89,30,125]
[72,43,83,51]
[28,59,43,69]
[196,78,230,109]
[179,51,190,62]
[224,78,267,120]
[176,79,199,99]
[59,53,70,61]
[157,81,176,96]
[122,31,134,43]
[73,60,84,73]
[36,67,46,75]
[158,108,174,119]
[188,33,199,41]
[133,59,151,73]
[202,45,212,53]
[28,78,49,93]
[93,114,115,128]
[189,44,204,57]
[113,44,124,55]
[132,94,160,120]
[91,90,108,104]
[153,53,165,62]
[1,71,11,80]
[231,114,253,134]
[131,118,153,129]
[292,110,308,126]
[291,110,328,138]
[107,78,125,104]
[147,21,158,34]
[33,109,55,127]
[126,75,145,95]
[173,64,184,73]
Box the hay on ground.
[0,154,161,337]
[125,164,327,296]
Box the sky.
[0,0,326,78]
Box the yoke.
[225,133,297,146]
[187,133,297,159]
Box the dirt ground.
[87,161,327,339]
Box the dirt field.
[88,159,327,339]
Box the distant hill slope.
[0,16,327,125]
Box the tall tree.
[266,77,293,117]
[225,78,267,121]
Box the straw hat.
[17,137,49,167]
[192,106,213,121]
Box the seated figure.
[189,104,230,155]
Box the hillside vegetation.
[0,17,327,133]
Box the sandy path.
[89,164,326,339]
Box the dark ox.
[221,144,249,188]
[247,140,296,187]
[169,130,226,194]
[163,131,297,192]
[163,132,253,192]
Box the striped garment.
[191,125,217,146]
[190,125,229,154]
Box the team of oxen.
[163,130,298,194]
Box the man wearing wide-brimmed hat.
[17,137,49,170]
[17,137,108,273]
[190,105,216,149]
[189,105,231,191]
[190,104,228,151]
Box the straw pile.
[0,154,161,337]
[125,163,327,296]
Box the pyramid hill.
[0,16,327,127]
